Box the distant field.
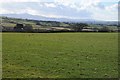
[2,33,118,78]
[2,23,16,27]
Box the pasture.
[2,33,118,78]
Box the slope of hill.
[1,16,118,32]
[1,13,118,25]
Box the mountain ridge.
[0,13,118,25]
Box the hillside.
[1,16,118,32]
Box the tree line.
[2,23,118,32]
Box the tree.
[36,22,41,25]
[99,26,111,32]
[14,23,24,32]
[23,24,33,32]
[14,24,33,32]
[73,23,88,32]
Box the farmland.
[2,33,118,78]
[1,16,118,32]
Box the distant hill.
[1,13,118,25]
[1,16,118,32]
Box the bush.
[23,24,33,32]
[99,26,111,32]
[14,23,24,32]
[72,23,88,32]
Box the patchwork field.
[2,33,118,78]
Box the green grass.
[2,23,16,27]
[2,33,118,78]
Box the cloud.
[0,0,118,21]
[90,3,118,21]
[0,0,119,2]
[44,3,56,8]
[0,0,40,2]
[0,0,56,3]
[105,3,118,11]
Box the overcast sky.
[0,0,119,21]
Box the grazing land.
[2,33,118,78]
[1,16,118,32]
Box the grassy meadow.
[2,33,118,78]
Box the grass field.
[2,33,118,78]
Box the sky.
[0,0,119,21]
